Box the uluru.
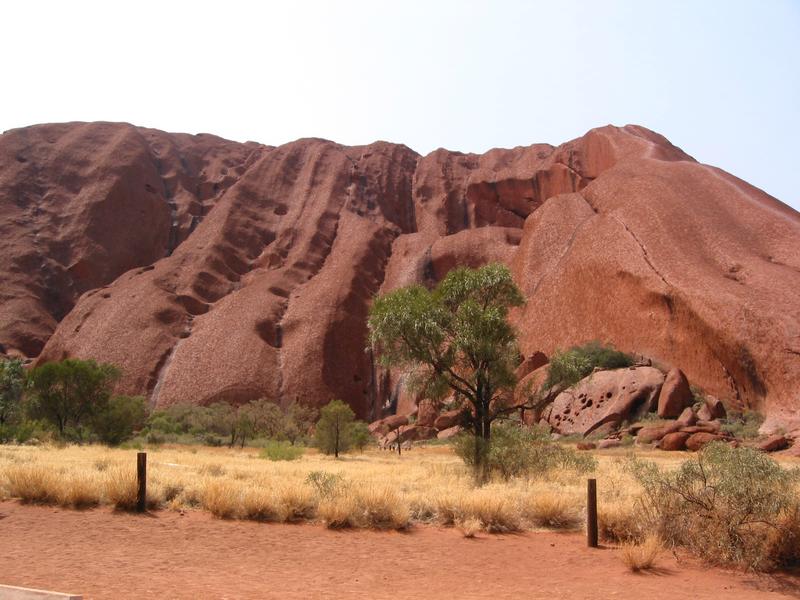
[1,121,799,434]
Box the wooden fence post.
[587,478,598,548]
[137,452,147,512]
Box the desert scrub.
[628,442,800,570]
[620,535,662,572]
[721,410,764,439]
[260,440,304,461]
[520,491,581,529]
[545,341,634,389]
[454,422,596,480]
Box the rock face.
[657,368,693,418]
[2,122,800,430]
[546,367,665,435]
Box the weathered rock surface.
[657,368,693,418]
[2,122,799,430]
[657,431,691,451]
[756,434,790,453]
[685,432,726,451]
[637,421,682,443]
[547,367,665,435]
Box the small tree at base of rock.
[315,399,355,458]
[368,263,527,477]
[350,420,371,453]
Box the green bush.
[628,442,800,570]
[306,471,345,498]
[91,395,147,445]
[545,341,634,389]
[721,410,764,439]
[454,422,596,480]
[260,440,304,461]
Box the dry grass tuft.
[241,486,286,522]
[620,535,662,572]
[457,517,483,538]
[5,464,57,504]
[201,478,242,518]
[521,491,581,530]
[457,490,521,533]
[276,484,317,522]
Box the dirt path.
[1,501,798,599]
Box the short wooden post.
[587,478,598,548]
[136,452,147,512]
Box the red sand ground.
[1,501,799,599]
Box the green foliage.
[26,359,120,439]
[350,421,371,452]
[368,264,525,471]
[0,357,25,426]
[453,422,597,480]
[306,471,345,498]
[91,395,147,445]
[545,341,634,389]
[628,443,800,570]
[721,410,765,439]
[315,399,356,457]
[259,440,304,461]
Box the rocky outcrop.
[546,367,665,435]
[657,368,693,418]
[2,122,799,431]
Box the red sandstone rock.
[436,425,462,440]
[548,367,665,435]
[685,432,725,451]
[657,368,693,418]
[576,442,596,450]
[1,123,799,432]
[705,396,727,420]
[433,409,466,431]
[369,414,409,436]
[597,438,622,449]
[658,431,691,451]
[637,421,682,443]
[676,407,697,427]
[756,434,790,453]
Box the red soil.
[1,501,798,599]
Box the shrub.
[260,440,304,461]
[306,471,344,498]
[628,442,800,570]
[453,422,596,480]
[91,395,147,445]
[721,410,764,439]
[545,341,634,389]
[350,421,372,452]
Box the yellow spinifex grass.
[1,443,797,536]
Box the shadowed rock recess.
[1,122,798,431]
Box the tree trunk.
[334,421,339,458]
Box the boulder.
[757,434,790,453]
[637,421,682,443]
[676,407,697,427]
[416,399,439,428]
[685,432,725,451]
[369,414,409,436]
[657,431,691,451]
[597,438,622,450]
[657,368,693,418]
[576,442,596,450]
[697,396,726,421]
[436,425,462,440]
[547,367,665,435]
[433,408,466,431]
[514,351,548,381]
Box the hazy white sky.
[2,0,798,210]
